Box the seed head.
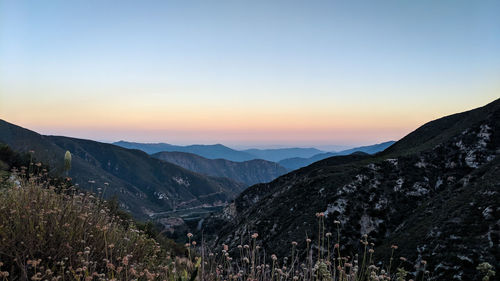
[64,150,71,172]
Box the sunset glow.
[1,0,499,148]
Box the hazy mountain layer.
[278,141,396,170]
[114,141,256,162]
[152,151,288,186]
[242,147,325,162]
[114,140,395,165]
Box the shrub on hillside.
[0,175,191,280]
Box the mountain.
[113,141,256,162]
[114,141,326,162]
[113,141,177,154]
[114,141,393,166]
[278,152,337,170]
[242,147,325,162]
[0,120,245,219]
[335,141,396,155]
[152,151,288,186]
[207,99,500,280]
[279,141,395,170]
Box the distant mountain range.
[114,141,256,162]
[207,98,500,280]
[278,141,396,170]
[0,119,395,221]
[242,147,324,162]
[114,141,394,166]
[152,151,288,186]
[0,120,245,219]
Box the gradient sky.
[1,0,499,149]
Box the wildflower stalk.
[64,151,71,176]
[420,261,427,281]
[187,233,193,262]
[252,233,258,279]
[336,222,342,269]
[359,236,368,281]
[326,233,331,262]
[317,215,321,263]
[388,246,395,277]
[271,259,275,281]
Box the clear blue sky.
[1,0,499,149]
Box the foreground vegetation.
[0,167,495,280]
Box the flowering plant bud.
[64,151,72,175]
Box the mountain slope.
[0,120,245,219]
[152,151,288,186]
[114,141,255,162]
[207,99,500,280]
[115,141,327,163]
[337,141,396,155]
[279,141,395,170]
[243,147,325,162]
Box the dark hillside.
[0,120,244,219]
[152,151,287,186]
[207,98,500,280]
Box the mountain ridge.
[114,141,256,162]
[0,120,245,219]
[278,141,396,170]
[206,98,500,280]
[114,140,395,165]
[242,147,325,162]
[152,151,288,186]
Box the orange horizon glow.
[2,94,498,148]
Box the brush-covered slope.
[0,120,245,219]
[0,149,189,280]
[152,151,288,186]
[208,99,500,280]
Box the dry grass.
[189,215,420,281]
[0,171,193,281]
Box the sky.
[0,0,499,150]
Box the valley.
[0,100,500,280]
[0,100,498,280]
[2,1,498,279]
